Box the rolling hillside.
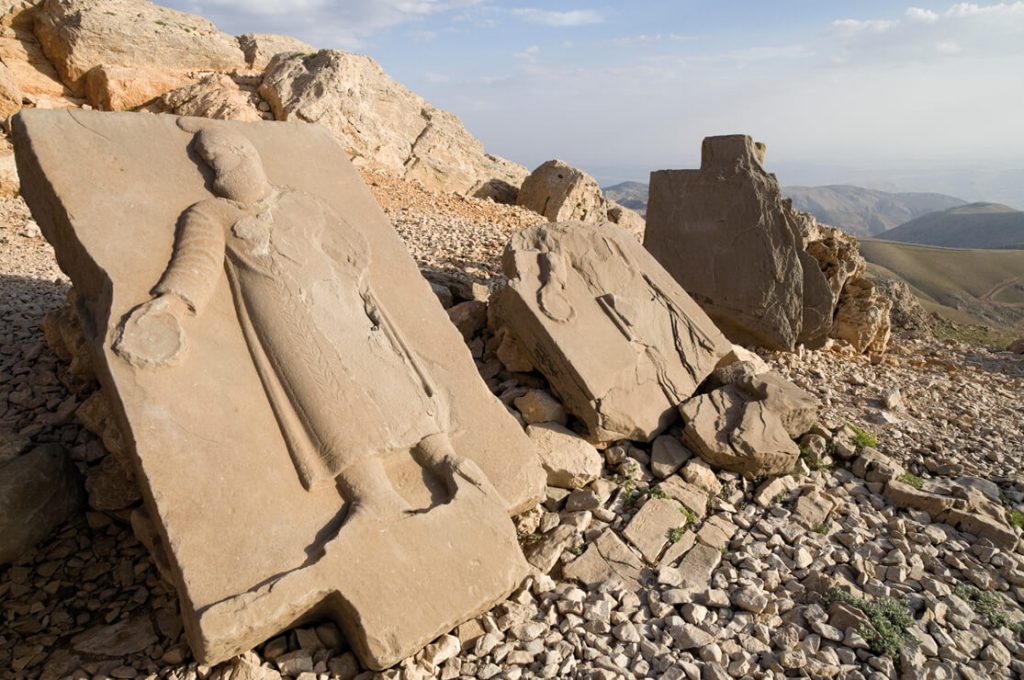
[600,181,966,236]
[784,185,966,237]
[860,239,1024,329]
[875,202,1024,249]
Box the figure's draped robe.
[155,189,442,488]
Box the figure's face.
[195,130,271,205]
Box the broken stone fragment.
[650,436,691,479]
[526,423,603,489]
[513,389,567,426]
[680,384,801,478]
[492,220,730,442]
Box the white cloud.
[829,2,1024,63]
[511,8,603,27]
[163,0,481,48]
[514,45,541,62]
[610,33,663,47]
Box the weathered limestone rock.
[258,50,527,197]
[516,159,606,222]
[606,200,646,241]
[833,277,892,354]
[0,444,84,565]
[33,0,245,97]
[623,497,690,563]
[525,423,603,489]
[735,371,818,438]
[492,221,731,442]
[679,382,804,478]
[650,435,691,479]
[516,159,645,240]
[0,61,23,117]
[657,476,708,520]
[83,63,188,111]
[562,529,644,591]
[645,135,806,350]
[147,73,261,122]
[238,32,313,70]
[14,109,545,668]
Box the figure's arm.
[113,199,235,368]
[152,199,235,315]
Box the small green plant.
[826,588,916,658]
[1007,509,1024,530]
[679,505,697,526]
[773,491,788,505]
[525,532,542,544]
[668,526,686,544]
[647,487,668,500]
[812,522,829,535]
[954,584,1019,631]
[898,472,925,490]
[568,543,583,556]
[849,424,877,449]
[720,545,729,555]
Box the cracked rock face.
[258,49,528,197]
[680,369,818,478]
[491,220,731,442]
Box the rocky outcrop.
[0,0,71,107]
[238,32,312,70]
[32,0,245,108]
[645,135,891,353]
[146,73,261,121]
[870,274,932,333]
[259,49,527,198]
[832,277,893,354]
[491,221,731,442]
[517,159,645,239]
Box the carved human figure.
[115,124,477,521]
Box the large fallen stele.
[13,109,546,669]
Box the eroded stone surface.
[13,109,544,668]
[492,221,731,442]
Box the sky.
[163,1,1024,204]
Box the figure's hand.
[113,294,188,368]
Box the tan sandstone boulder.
[516,159,645,240]
[645,135,810,350]
[259,49,527,198]
[33,0,245,105]
[491,221,731,442]
[517,159,607,222]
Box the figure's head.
[193,128,271,205]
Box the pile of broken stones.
[5,198,1024,680]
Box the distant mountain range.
[602,181,649,216]
[783,185,967,237]
[601,182,968,237]
[875,203,1024,250]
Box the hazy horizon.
[162,0,1024,208]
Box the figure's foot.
[415,433,496,498]
[336,458,411,525]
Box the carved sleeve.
[153,199,234,314]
